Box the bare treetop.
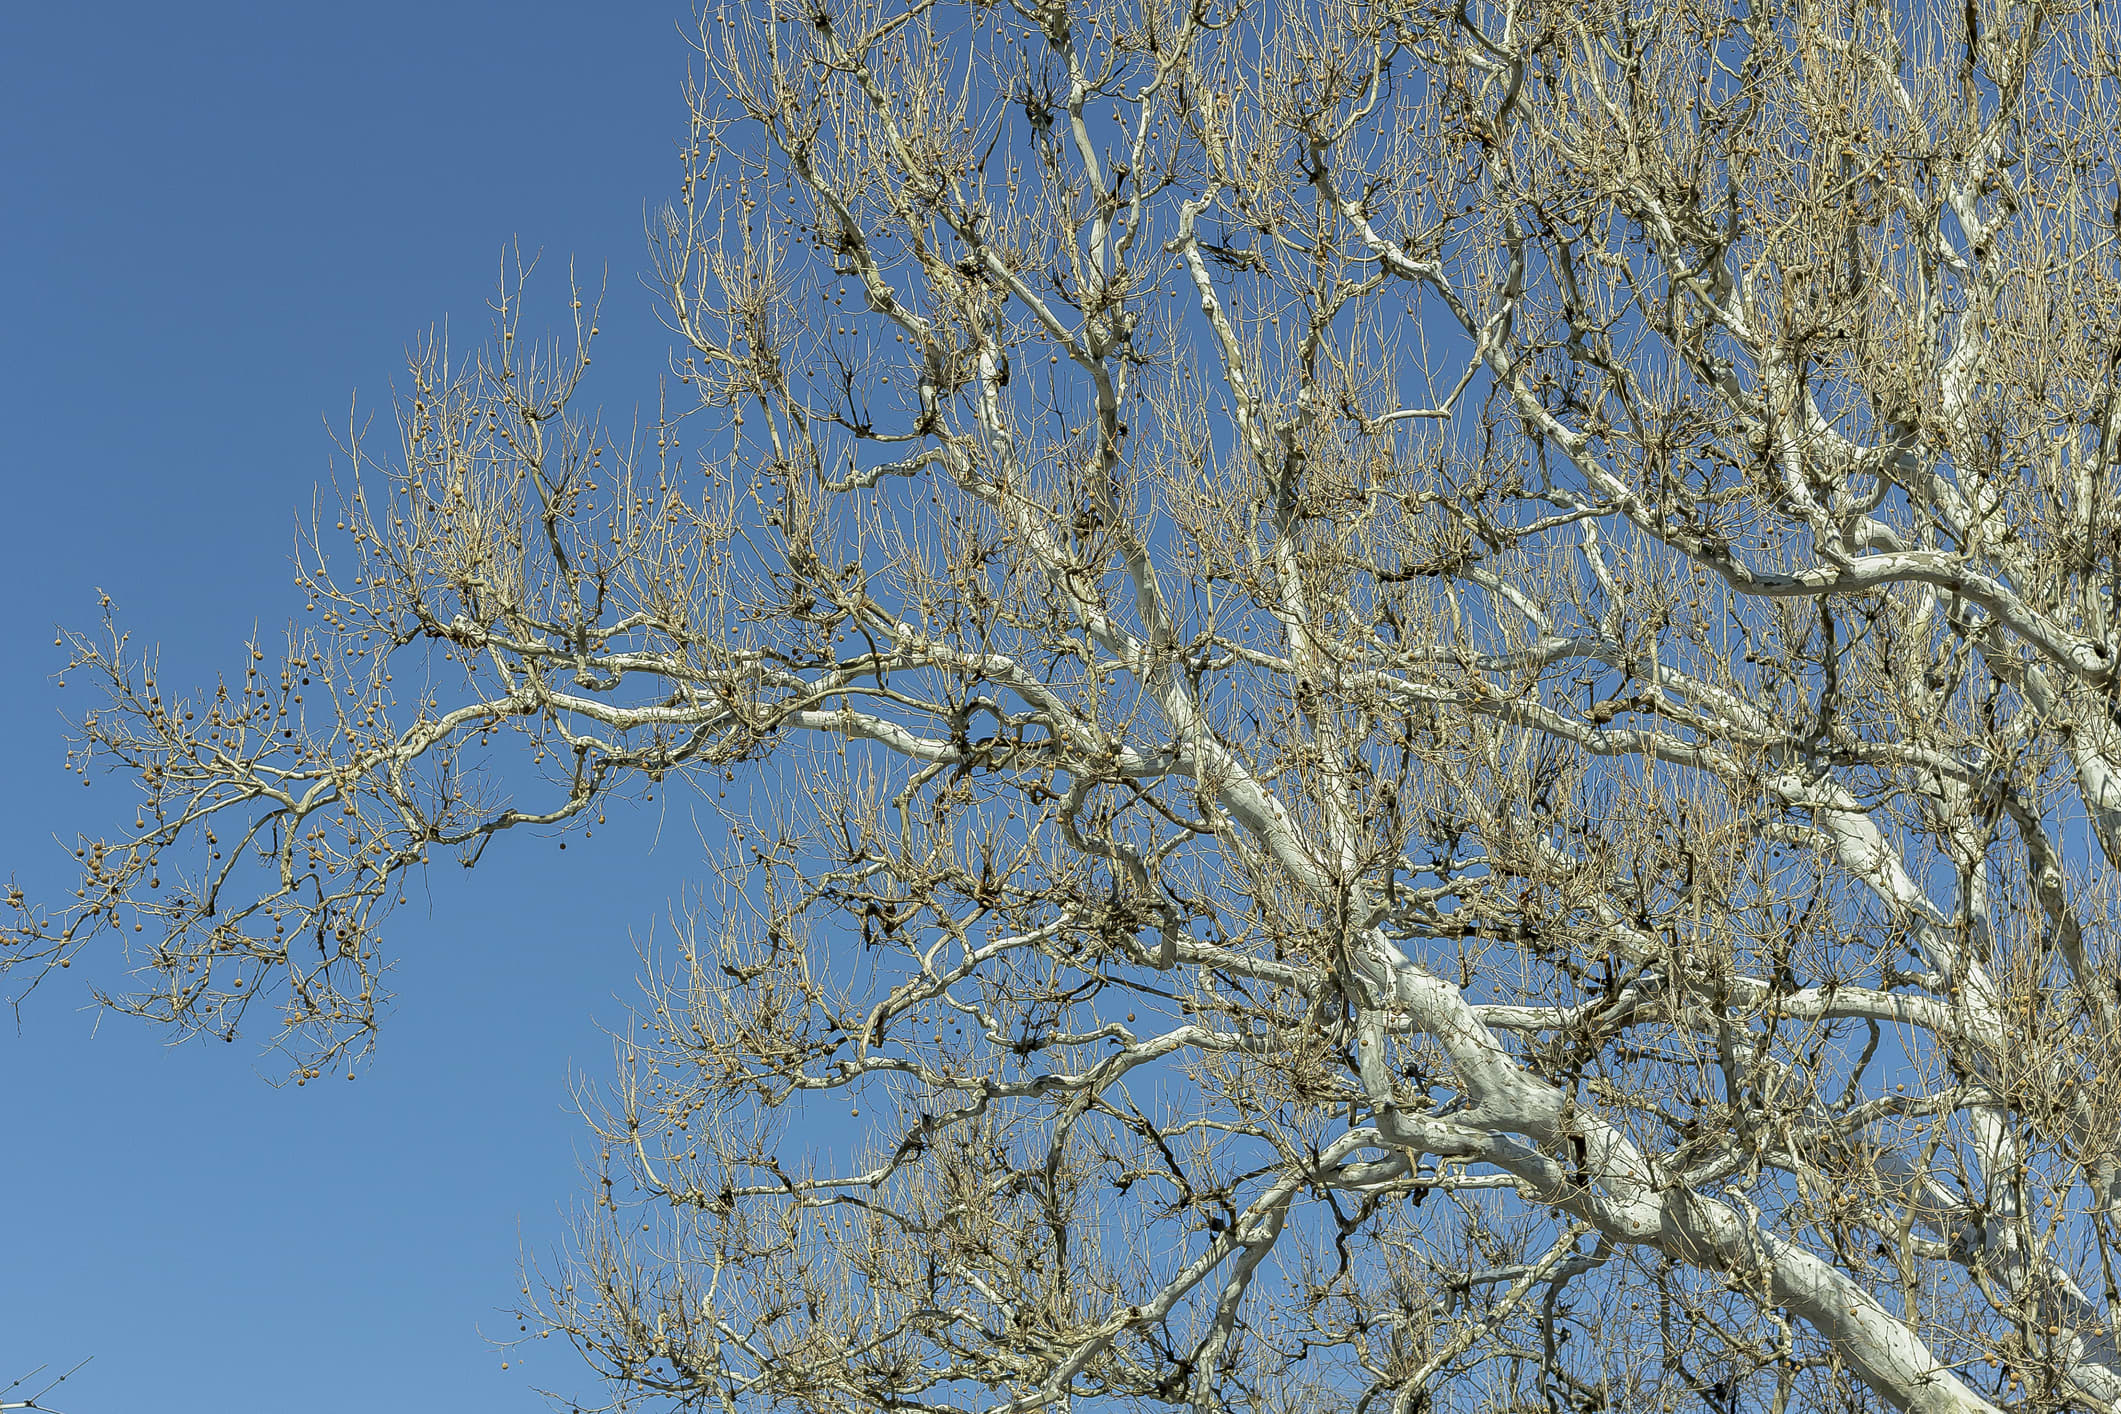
[14,0,2121,1409]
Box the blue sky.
[2,4,718,1408]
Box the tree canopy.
[14,0,2121,1410]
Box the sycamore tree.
[13,0,2121,1409]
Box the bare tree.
[14,0,2121,1409]
[2,1361,91,1413]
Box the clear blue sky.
[2,5,723,1409]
